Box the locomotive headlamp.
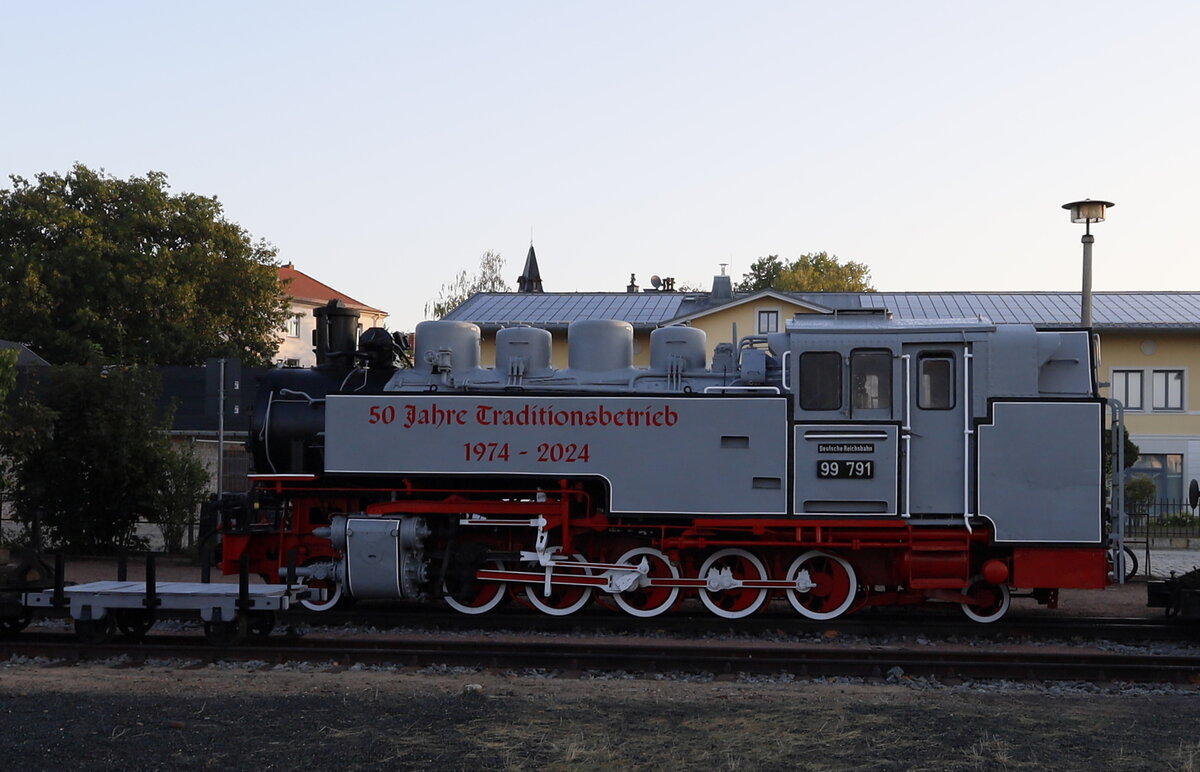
[1062,198,1114,329]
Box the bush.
[1,365,207,553]
[1124,476,1157,513]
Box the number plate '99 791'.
[817,460,874,479]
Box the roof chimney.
[627,273,639,293]
[711,273,733,300]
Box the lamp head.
[1062,199,1114,224]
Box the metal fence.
[1126,498,1200,538]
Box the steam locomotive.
[218,299,1112,622]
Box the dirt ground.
[0,661,1197,771]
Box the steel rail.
[2,631,1198,684]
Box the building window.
[799,352,842,411]
[757,310,779,334]
[850,350,891,410]
[1111,370,1144,410]
[1126,453,1183,502]
[918,355,954,410]
[1151,370,1184,410]
[286,314,302,338]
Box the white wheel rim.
[300,578,343,612]
[444,560,507,615]
[786,550,857,621]
[961,583,1011,623]
[612,548,680,618]
[698,548,769,619]
[525,553,594,616]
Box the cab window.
[919,355,954,409]
[851,350,891,410]
[800,352,842,410]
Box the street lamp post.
[1062,199,1114,328]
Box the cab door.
[902,345,969,516]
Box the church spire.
[517,243,544,293]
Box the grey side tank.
[496,326,555,386]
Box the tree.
[0,164,291,367]
[1,365,207,553]
[736,252,874,293]
[425,250,510,318]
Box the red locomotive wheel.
[444,560,510,615]
[611,547,681,618]
[786,551,857,620]
[697,548,769,619]
[522,552,594,616]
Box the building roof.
[803,292,1200,330]
[444,292,688,331]
[0,340,50,366]
[445,289,1200,332]
[278,264,385,315]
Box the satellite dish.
[1189,479,1199,511]
[650,275,662,289]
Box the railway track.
[26,601,1200,643]
[4,628,1199,685]
[286,603,1200,644]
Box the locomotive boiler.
[220,299,1113,622]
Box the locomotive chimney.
[312,299,361,370]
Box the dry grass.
[0,664,1195,770]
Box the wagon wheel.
[114,609,155,641]
[204,616,248,646]
[960,581,1011,624]
[0,610,32,637]
[611,548,681,618]
[698,548,770,619]
[786,551,858,621]
[522,552,594,617]
[444,560,510,615]
[246,611,276,638]
[74,616,116,644]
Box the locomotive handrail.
[701,386,780,394]
[901,354,912,519]
[1109,397,1128,584]
[781,350,791,392]
[962,347,974,533]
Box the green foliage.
[1124,476,1157,513]
[0,164,291,366]
[1,365,208,553]
[1102,429,1140,480]
[425,250,510,318]
[0,348,15,405]
[153,442,210,553]
[1152,510,1198,528]
[736,252,874,293]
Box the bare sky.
[3,2,1197,331]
